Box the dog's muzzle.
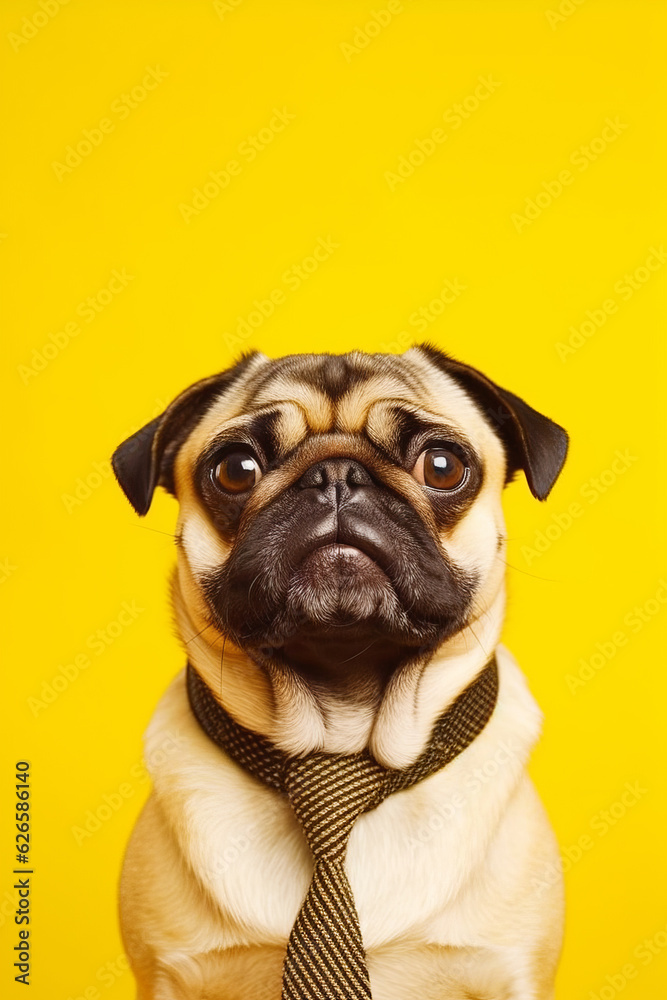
[203,454,477,658]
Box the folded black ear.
[111,353,260,516]
[416,344,568,500]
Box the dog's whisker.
[247,572,263,603]
[495,555,558,583]
[466,622,489,658]
[184,622,216,646]
[131,523,179,539]
[335,639,379,665]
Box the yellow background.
[1,1,665,997]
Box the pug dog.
[112,344,567,1000]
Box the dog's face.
[112,346,567,680]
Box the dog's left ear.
[414,344,568,500]
[112,352,261,516]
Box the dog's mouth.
[279,506,399,584]
[288,539,395,623]
[280,531,399,636]
[297,541,391,583]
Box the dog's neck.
[173,583,505,769]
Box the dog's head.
[112,346,567,681]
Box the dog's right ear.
[112,352,261,516]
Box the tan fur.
[119,349,564,998]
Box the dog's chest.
[184,772,480,947]
[150,761,530,1000]
[132,662,557,997]
[148,674,529,953]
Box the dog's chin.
[222,544,456,674]
[246,545,408,679]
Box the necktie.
[187,657,498,999]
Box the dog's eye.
[413,448,468,491]
[213,451,262,493]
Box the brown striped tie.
[282,752,388,997]
[187,658,498,999]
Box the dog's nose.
[297,458,373,493]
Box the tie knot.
[284,752,388,861]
